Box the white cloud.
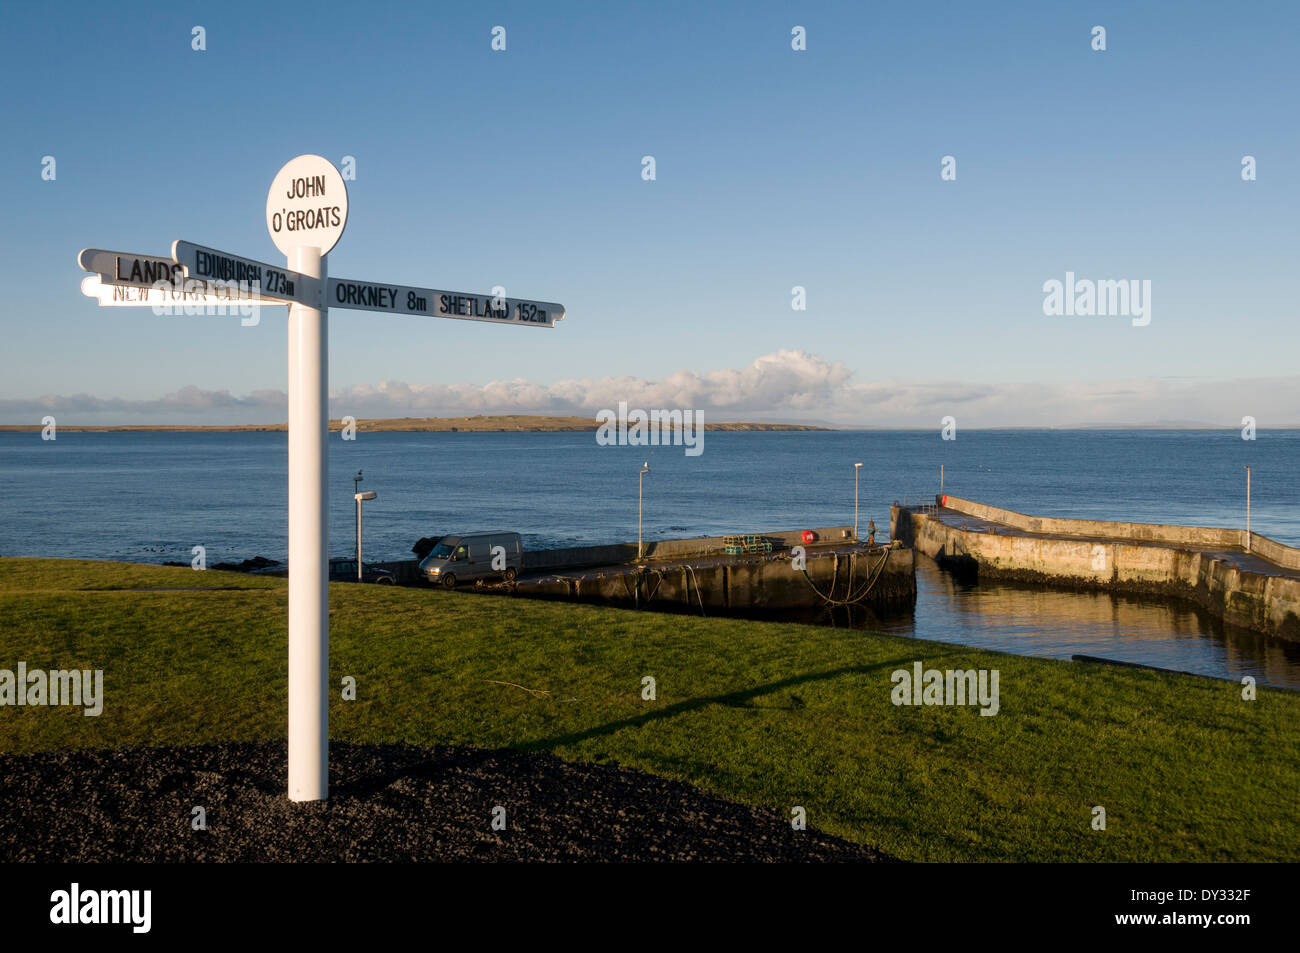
[2,349,1297,427]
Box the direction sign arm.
[172,240,322,307]
[327,276,565,328]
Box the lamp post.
[638,462,651,559]
[1245,465,1251,553]
[354,490,376,580]
[854,462,864,539]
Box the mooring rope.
[799,543,894,606]
[797,557,839,603]
[839,543,895,605]
[625,567,664,607]
[684,563,707,616]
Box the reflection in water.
[769,555,1300,690]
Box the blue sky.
[2,0,1297,425]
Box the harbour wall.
[890,496,1300,642]
[376,525,915,613]
[513,545,916,613]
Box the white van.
[418,531,523,587]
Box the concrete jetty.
[891,495,1300,642]
[512,541,914,614]
[380,526,916,614]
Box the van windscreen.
[429,542,456,558]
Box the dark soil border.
[0,742,892,862]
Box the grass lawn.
[1,557,1296,862]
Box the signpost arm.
[287,245,329,802]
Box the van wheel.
[441,573,456,589]
[504,567,517,582]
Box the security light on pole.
[1245,465,1251,553]
[354,490,377,581]
[639,462,651,560]
[854,463,864,539]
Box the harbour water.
[1,428,1297,686]
[852,556,1298,689]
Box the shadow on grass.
[517,655,919,753]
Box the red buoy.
[801,530,816,544]
[939,495,948,507]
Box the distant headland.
[0,415,831,433]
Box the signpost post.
[75,153,566,803]
[263,154,347,803]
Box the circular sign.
[266,154,348,256]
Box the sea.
[2,429,1298,686]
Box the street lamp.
[354,489,377,580]
[1245,465,1251,553]
[854,462,864,539]
[638,462,651,559]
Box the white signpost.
[76,153,566,803]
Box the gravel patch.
[0,742,891,862]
